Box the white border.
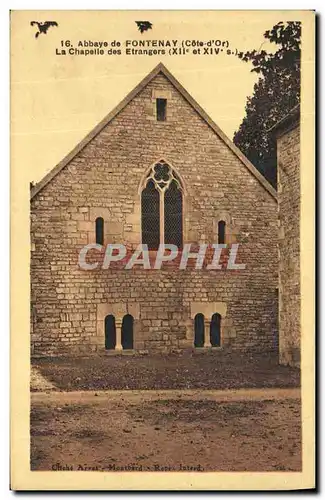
[5,4,321,499]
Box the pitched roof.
[30,62,277,200]
[270,104,300,138]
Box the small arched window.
[218,220,226,244]
[122,314,134,350]
[96,217,104,245]
[194,313,205,348]
[210,313,221,347]
[104,314,116,350]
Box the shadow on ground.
[30,390,301,472]
[32,351,300,391]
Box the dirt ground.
[32,352,300,391]
[31,354,301,472]
[31,388,301,472]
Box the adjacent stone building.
[30,63,278,356]
[273,105,300,367]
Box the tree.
[233,21,301,188]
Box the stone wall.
[277,117,300,366]
[30,71,278,356]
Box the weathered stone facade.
[30,63,278,356]
[275,106,300,367]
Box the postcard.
[10,10,315,490]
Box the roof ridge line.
[30,62,277,201]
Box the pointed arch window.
[165,180,183,247]
[141,180,160,251]
[141,161,183,250]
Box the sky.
[11,10,308,184]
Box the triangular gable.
[30,62,277,201]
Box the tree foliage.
[233,21,301,188]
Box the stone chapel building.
[273,105,300,367]
[30,63,278,356]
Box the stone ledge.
[102,349,137,356]
[192,347,223,355]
